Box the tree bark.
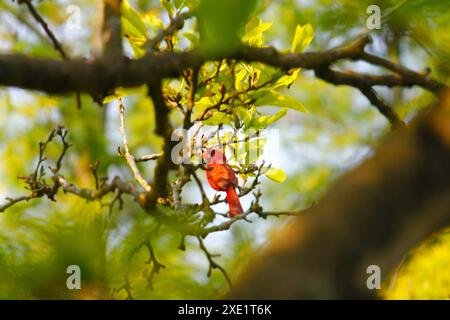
[229,91,450,299]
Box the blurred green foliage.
[198,0,257,54]
[0,0,449,299]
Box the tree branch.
[148,82,176,202]
[0,35,444,97]
[146,11,193,52]
[18,0,68,59]
[117,98,152,192]
[0,126,138,213]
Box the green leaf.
[202,112,232,126]
[291,24,314,53]
[234,66,248,91]
[191,96,215,120]
[254,90,307,112]
[198,0,257,54]
[235,106,254,127]
[160,0,175,17]
[173,0,186,10]
[275,68,301,88]
[242,20,272,47]
[143,14,164,33]
[252,108,287,128]
[265,167,286,183]
[121,0,149,57]
[122,0,148,39]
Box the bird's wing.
[207,164,238,190]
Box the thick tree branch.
[148,82,176,202]
[0,35,444,97]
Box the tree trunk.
[230,91,450,299]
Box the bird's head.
[202,148,226,164]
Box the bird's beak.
[202,149,210,163]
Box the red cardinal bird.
[203,148,243,217]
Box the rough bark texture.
[229,91,450,299]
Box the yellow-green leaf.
[252,108,287,128]
[291,24,314,53]
[242,21,272,47]
[143,14,164,32]
[265,167,286,183]
[275,68,301,88]
[254,90,307,112]
[122,0,148,39]
[160,0,175,17]
[202,112,232,126]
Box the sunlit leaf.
[202,112,232,126]
[122,0,148,39]
[242,20,272,47]
[275,68,301,88]
[252,108,287,128]
[265,167,286,183]
[291,24,314,53]
[254,90,307,112]
[160,0,175,17]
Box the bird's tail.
[226,185,243,217]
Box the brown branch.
[197,236,232,289]
[184,66,199,130]
[143,239,166,290]
[360,51,445,93]
[1,33,444,125]
[118,98,152,192]
[148,82,176,202]
[359,87,404,128]
[56,174,135,200]
[0,195,34,213]
[0,36,444,96]
[314,67,404,127]
[0,126,138,213]
[1,1,48,44]
[147,11,193,52]
[135,153,162,163]
[18,0,67,59]
[200,207,308,237]
[0,23,446,127]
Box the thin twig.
[118,98,152,192]
[135,153,162,163]
[18,0,82,108]
[197,236,232,289]
[147,11,193,52]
